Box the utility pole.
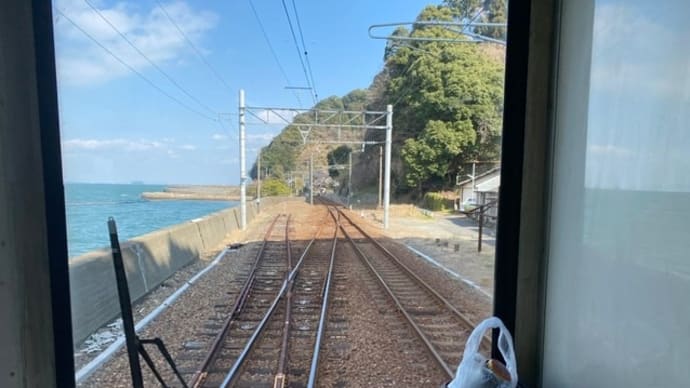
[302,172,306,196]
[239,101,392,214]
[378,145,383,208]
[348,151,352,206]
[472,161,476,198]
[257,149,261,213]
[289,171,295,196]
[309,154,314,205]
[383,104,392,229]
[239,89,247,230]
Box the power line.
[280,0,316,104]
[153,0,234,93]
[290,0,318,101]
[391,56,425,107]
[55,8,218,122]
[216,115,239,140]
[248,0,303,107]
[83,0,218,116]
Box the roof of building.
[456,166,501,188]
[476,175,501,192]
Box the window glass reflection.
[544,0,690,386]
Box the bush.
[421,192,450,211]
[261,178,291,197]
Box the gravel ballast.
[75,200,494,387]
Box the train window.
[543,0,690,386]
[53,0,508,386]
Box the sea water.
[65,183,236,258]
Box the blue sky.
[54,0,435,184]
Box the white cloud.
[588,144,634,158]
[63,138,165,151]
[211,133,228,140]
[590,3,688,98]
[54,0,218,86]
[63,137,202,153]
[584,2,690,192]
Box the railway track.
[222,208,338,387]
[179,214,292,387]
[171,201,487,386]
[332,206,490,380]
[82,200,495,387]
[172,214,288,384]
[182,208,337,388]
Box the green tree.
[261,178,291,197]
[384,5,504,193]
[384,27,410,61]
[342,89,369,110]
[326,145,351,178]
[477,0,508,40]
[401,120,475,189]
[250,125,302,180]
[444,0,483,19]
[401,137,435,190]
[252,1,505,199]
[391,44,502,125]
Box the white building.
[456,167,500,208]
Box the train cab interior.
[2,0,689,387]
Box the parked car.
[461,197,478,212]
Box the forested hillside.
[251,0,506,199]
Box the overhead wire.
[391,55,425,108]
[216,114,239,140]
[153,0,234,93]
[248,0,303,107]
[55,7,218,122]
[289,0,318,101]
[83,0,218,116]
[389,34,451,108]
[280,0,317,105]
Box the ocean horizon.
[65,182,237,258]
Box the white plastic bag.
[447,317,518,388]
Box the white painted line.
[405,244,492,299]
[75,247,231,384]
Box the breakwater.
[141,191,240,201]
[141,184,243,201]
[69,197,285,346]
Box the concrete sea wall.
[69,197,286,346]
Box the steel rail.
[190,214,284,388]
[337,209,487,343]
[306,208,339,388]
[336,214,455,379]
[323,196,492,351]
[220,276,290,387]
[274,215,293,388]
[219,216,328,387]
